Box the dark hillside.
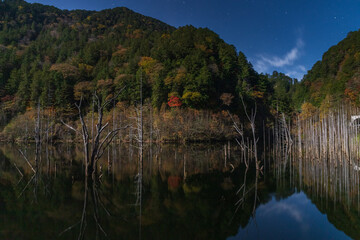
[293,29,360,108]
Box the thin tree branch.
[17,149,35,173]
[61,120,81,135]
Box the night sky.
[27,0,360,80]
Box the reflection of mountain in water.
[0,144,358,239]
[282,155,360,239]
[231,191,350,240]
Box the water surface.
[0,143,358,239]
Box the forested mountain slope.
[293,29,360,108]
[0,0,296,141]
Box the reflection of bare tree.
[15,102,43,198]
[232,167,261,227]
[17,144,41,201]
[17,139,58,205]
[77,179,89,240]
[235,167,249,211]
[60,178,109,240]
[135,162,143,240]
[234,168,260,215]
[13,161,24,184]
[252,169,259,214]
[91,180,109,239]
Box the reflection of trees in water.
[0,143,243,180]
[2,142,360,239]
[273,146,360,212]
[0,143,295,239]
[273,147,360,239]
[16,142,53,203]
[290,105,360,210]
[0,143,253,239]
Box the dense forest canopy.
[0,0,296,115]
[5,0,360,141]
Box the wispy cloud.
[254,38,306,80]
[262,201,303,222]
[260,39,303,68]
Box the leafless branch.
[61,119,81,135]
[17,149,35,173]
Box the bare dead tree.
[128,70,145,178]
[280,113,293,145]
[240,96,261,170]
[228,111,249,168]
[62,87,128,179]
[131,70,144,215]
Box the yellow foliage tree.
[138,56,163,83]
[300,102,317,120]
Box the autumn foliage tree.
[168,96,182,107]
[299,102,317,120]
[220,93,234,106]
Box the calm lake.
[0,143,358,239]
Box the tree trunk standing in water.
[133,71,144,239]
[293,104,360,169]
[228,110,248,168]
[133,71,144,177]
[140,72,143,176]
[241,97,260,170]
[62,88,127,179]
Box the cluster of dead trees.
[295,104,360,167]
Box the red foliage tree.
[168,96,182,107]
